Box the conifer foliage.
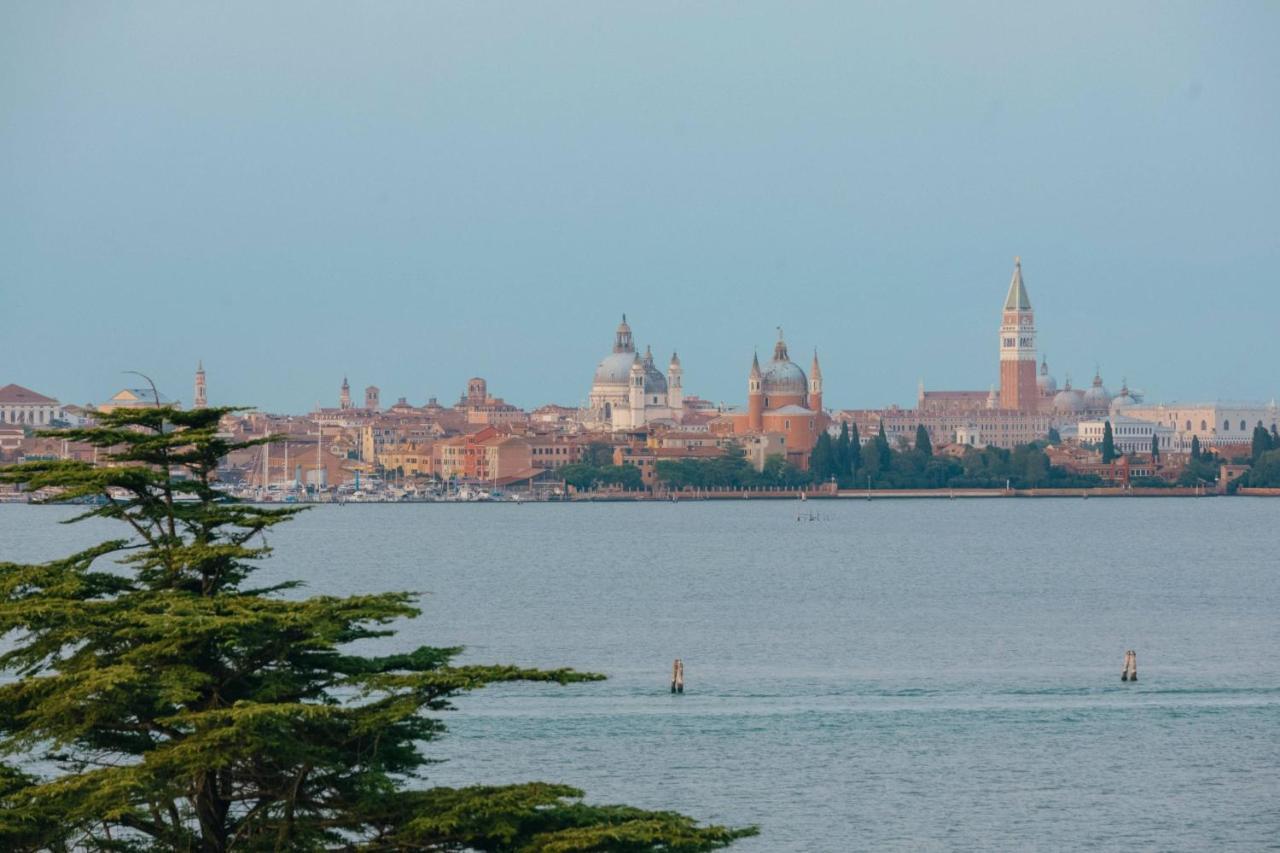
[0,406,753,852]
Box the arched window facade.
[1201,420,1207,431]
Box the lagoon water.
[3,499,1278,851]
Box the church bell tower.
[999,257,1038,410]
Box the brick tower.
[747,352,764,432]
[998,257,1038,410]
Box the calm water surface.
[3,499,1278,851]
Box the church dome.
[1037,358,1057,394]
[593,314,638,386]
[760,330,808,396]
[594,351,637,385]
[640,347,668,393]
[761,361,807,396]
[1053,382,1084,414]
[1083,372,1111,409]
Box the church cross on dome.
[773,326,790,362]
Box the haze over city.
[4,2,1279,412]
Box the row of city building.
[4,259,1278,487]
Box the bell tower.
[628,353,645,427]
[747,352,764,432]
[809,349,823,414]
[999,257,1038,410]
[193,361,207,409]
[668,351,683,420]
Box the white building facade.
[1120,401,1279,452]
[586,316,684,431]
[0,384,63,426]
[1077,416,1176,454]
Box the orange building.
[722,330,828,469]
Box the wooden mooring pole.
[1121,649,1137,682]
[671,658,684,694]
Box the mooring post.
[1121,649,1137,682]
[671,658,684,694]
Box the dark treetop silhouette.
[0,405,754,852]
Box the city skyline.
[10,258,1278,415]
[5,4,1279,411]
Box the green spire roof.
[1004,256,1032,310]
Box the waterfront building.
[1119,401,1280,453]
[586,316,683,431]
[432,425,540,484]
[0,384,63,426]
[527,435,585,470]
[839,404,1053,451]
[716,329,826,469]
[1077,416,1176,454]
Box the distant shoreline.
[9,487,1280,506]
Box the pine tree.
[876,421,892,470]
[1101,420,1117,463]
[0,406,753,852]
[1151,430,1160,460]
[809,431,835,482]
[1251,424,1272,462]
[836,422,851,481]
[848,423,862,474]
[915,424,933,457]
[1191,435,1201,460]
[1047,426,1061,444]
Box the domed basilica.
[586,316,683,431]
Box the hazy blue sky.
[3,2,1278,412]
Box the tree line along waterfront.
[555,420,1280,494]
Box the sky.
[2,2,1278,413]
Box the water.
[3,499,1278,850]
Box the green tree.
[1151,431,1160,460]
[875,422,892,470]
[1190,435,1201,460]
[0,406,752,852]
[1047,426,1061,444]
[914,424,933,457]
[1251,424,1273,462]
[1243,448,1280,487]
[835,422,851,482]
[1101,420,1117,463]
[808,432,835,483]
[582,441,615,467]
[847,423,861,475]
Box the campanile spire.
[998,256,1038,410]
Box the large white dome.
[593,351,636,386]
